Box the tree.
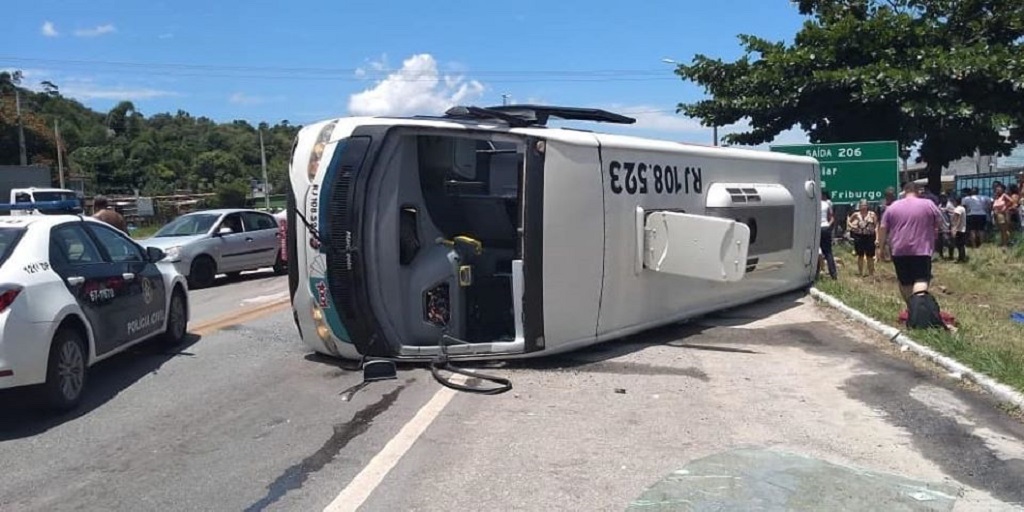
[40,81,59,97]
[212,179,249,208]
[672,0,1024,192]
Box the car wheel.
[162,290,188,346]
[42,327,88,411]
[273,250,287,275]
[189,256,217,289]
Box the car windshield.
[0,227,25,267]
[154,213,220,237]
[31,191,78,202]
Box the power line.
[0,56,672,76]
[0,56,680,83]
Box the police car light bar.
[0,200,84,211]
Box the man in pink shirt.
[876,182,945,305]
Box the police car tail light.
[0,286,23,314]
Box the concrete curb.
[809,287,1024,409]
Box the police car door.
[49,223,137,355]
[85,223,167,345]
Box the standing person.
[962,187,986,248]
[948,195,968,263]
[935,193,953,259]
[876,182,945,306]
[1008,184,1021,239]
[846,198,877,277]
[819,190,837,280]
[92,195,127,233]
[992,183,1013,247]
[878,187,896,262]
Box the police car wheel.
[189,256,216,289]
[42,328,87,411]
[162,290,188,346]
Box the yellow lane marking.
[190,298,291,336]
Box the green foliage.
[212,179,250,208]
[0,76,300,196]
[673,0,1024,191]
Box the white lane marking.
[240,291,289,305]
[323,375,467,512]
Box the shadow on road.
[297,292,807,383]
[204,268,284,289]
[0,333,203,441]
[507,291,808,372]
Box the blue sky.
[2,0,812,146]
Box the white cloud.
[229,92,265,105]
[61,84,177,100]
[354,54,389,79]
[158,33,173,39]
[74,24,116,37]
[347,53,485,117]
[41,21,59,37]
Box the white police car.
[0,211,189,410]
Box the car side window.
[242,212,276,231]
[51,224,104,265]
[88,224,144,263]
[220,213,245,234]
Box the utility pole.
[54,119,65,188]
[259,128,270,211]
[713,126,718,147]
[15,86,27,165]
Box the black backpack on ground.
[907,291,945,330]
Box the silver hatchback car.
[140,208,286,288]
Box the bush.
[212,180,249,208]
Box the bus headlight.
[307,121,337,180]
[311,304,330,341]
[316,324,331,341]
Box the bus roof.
[303,109,817,167]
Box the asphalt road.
[2,281,1023,511]
[187,269,289,324]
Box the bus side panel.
[596,141,817,338]
[539,138,604,351]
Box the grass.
[815,237,1024,393]
[129,224,160,240]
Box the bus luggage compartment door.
[640,210,750,282]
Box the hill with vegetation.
[0,71,300,205]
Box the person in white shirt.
[818,190,837,279]
[948,195,968,262]
[961,187,986,248]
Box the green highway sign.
[770,140,900,205]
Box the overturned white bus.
[285,105,820,366]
